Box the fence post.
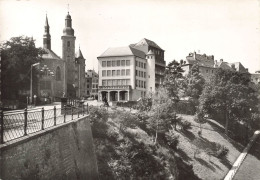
[87,103,89,114]
[71,106,73,120]
[24,108,28,135]
[54,106,56,126]
[1,110,4,144]
[64,106,66,123]
[41,107,44,130]
[82,104,85,115]
[78,106,80,118]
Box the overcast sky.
[0,0,259,73]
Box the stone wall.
[0,116,99,180]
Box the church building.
[38,12,85,102]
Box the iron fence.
[0,104,89,144]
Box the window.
[112,60,116,67]
[117,60,120,66]
[107,80,112,86]
[141,81,143,88]
[144,82,146,88]
[107,61,111,67]
[122,79,126,85]
[126,79,130,85]
[87,79,89,82]
[136,80,138,87]
[113,80,117,85]
[136,60,138,66]
[112,70,116,76]
[92,85,95,88]
[118,79,121,85]
[117,70,120,76]
[144,72,146,78]
[67,41,70,47]
[102,70,106,77]
[126,69,130,76]
[126,60,130,66]
[87,85,89,88]
[212,70,214,73]
[107,70,111,76]
[206,69,208,73]
[102,61,106,67]
[121,69,125,76]
[141,62,143,68]
[144,63,146,69]
[56,66,61,81]
[136,70,138,76]
[141,71,143,77]
[121,60,125,66]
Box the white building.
[97,38,166,102]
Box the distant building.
[182,51,248,81]
[251,70,260,84]
[37,12,86,102]
[97,38,166,101]
[85,70,99,99]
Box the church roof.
[42,48,62,60]
[134,38,163,50]
[75,48,84,59]
[98,46,146,59]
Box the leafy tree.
[183,64,205,99]
[198,68,258,136]
[163,60,184,98]
[1,36,44,100]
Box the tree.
[198,68,258,136]
[183,64,205,99]
[1,36,44,100]
[163,60,184,98]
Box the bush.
[165,131,180,149]
[179,120,192,131]
[216,145,229,158]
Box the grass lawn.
[174,114,244,180]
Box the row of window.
[136,70,146,78]
[102,60,130,67]
[136,80,146,88]
[136,61,146,69]
[102,69,130,77]
[102,79,131,86]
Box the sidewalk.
[224,130,260,180]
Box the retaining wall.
[0,116,99,180]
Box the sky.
[0,0,260,73]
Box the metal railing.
[0,104,89,144]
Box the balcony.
[99,85,131,90]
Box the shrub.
[216,145,229,158]
[179,120,192,131]
[165,130,180,149]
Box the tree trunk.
[225,109,229,135]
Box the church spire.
[43,14,51,49]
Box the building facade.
[37,12,86,102]
[85,70,99,99]
[182,51,248,81]
[97,38,166,102]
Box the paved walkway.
[224,130,260,180]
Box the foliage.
[179,120,192,131]
[1,36,45,100]
[198,68,258,135]
[135,97,153,111]
[89,107,109,138]
[163,60,185,97]
[165,130,180,149]
[216,145,229,159]
[183,64,205,99]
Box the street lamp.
[30,62,40,105]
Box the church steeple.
[63,11,74,36]
[43,14,51,49]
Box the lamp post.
[30,62,40,105]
